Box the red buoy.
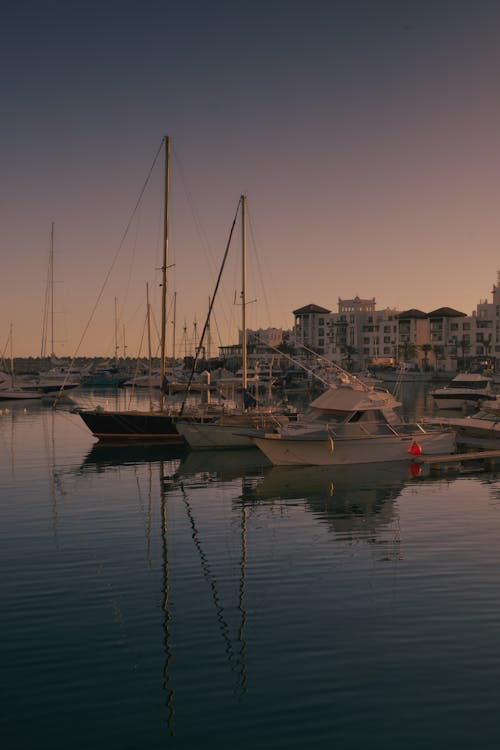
[409,440,422,456]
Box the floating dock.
[414,449,500,475]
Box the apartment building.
[292,274,500,371]
[294,298,399,369]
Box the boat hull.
[251,430,456,466]
[176,411,296,450]
[432,393,497,410]
[0,390,43,401]
[176,421,256,449]
[77,409,184,442]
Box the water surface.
[2,390,500,748]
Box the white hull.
[252,430,456,466]
[426,413,500,440]
[176,421,256,449]
[176,409,292,449]
[0,389,42,401]
[432,395,495,410]
[431,374,496,411]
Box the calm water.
[3,385,500,748]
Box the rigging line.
[296,342,369,390]
[252,333,331,386]
[52,139,165,405]
[247,205,273,326]
[172,152,238,337]
[211,309,224,349]
[119,204,144,344]
[172,148,217,276]
[179,197,242,416]
[125,309,149,408]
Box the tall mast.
[146,282,154,412]
[50,222,55,357]
[114,296,119,362]
[241,195,247,393]
[159,135,170,410]
[40,222,55,358]
[172,291,177,362]
[9,323,14,387]
[206,296,211,361]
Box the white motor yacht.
[249,375,455,466]
[430,373,497,410]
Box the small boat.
[176,408,296,450]
[249,374,456,466]
[430,373,497,410]
[425,407,500,442]
[36,361,82,392]
[74,137,211,443]
[0,371,43,401]
[79,362,128,387]
[0,327,43,401]
[175,196,297,450]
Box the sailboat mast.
[172,291,177,362]
[241,195,247,393]
[9,323,14,388]
[50,222,55,357]
[114,296,119,363]
[146,282,154,412]
[159,135,170,410]
[206,296,211,361]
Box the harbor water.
[3,383,500,748]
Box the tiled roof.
[428,306,467,318]
[397,308,428,319]
[293,303,331,315]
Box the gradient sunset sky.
[2,0,500,357]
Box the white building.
[292,280,500,372]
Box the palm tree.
[420,343,433,371]
[432,344,444,371]
[344,345,358,371]
[458,337,471,370]
[398,341,417,367]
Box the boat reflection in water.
[80,440,188,472]
[173,450,427,559]
[80,440,415,568]
[244,461,419,548]
[174,448,271,481]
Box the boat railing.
[325,422,400,438]
[324,421,440,439]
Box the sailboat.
[37,223,82,393]
[0,325,43,401]
[74,136,207,442]
[175,195,296,450]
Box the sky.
[2,0,500,357]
